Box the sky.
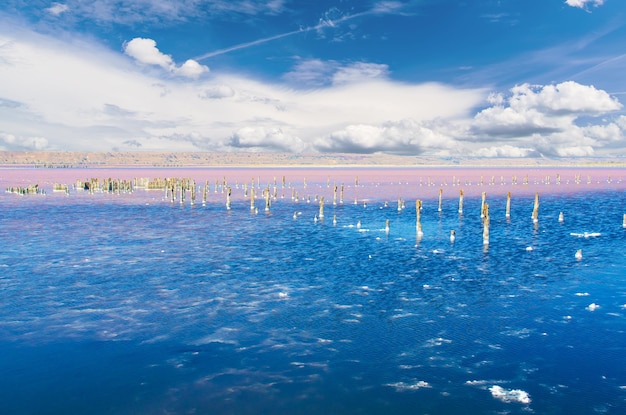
[1,0,626,157]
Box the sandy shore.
[1,151,625,168]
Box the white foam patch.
[489,385,531,404]
[570,232,601,238]
[424,337,452,347]
[386,380,431,391]
[575,292,590,296]
[587,303,600,311]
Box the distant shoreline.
[1,151,625,168]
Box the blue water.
[1,171,625,414]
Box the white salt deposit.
[489,385,531,404]
[587,303,600,311]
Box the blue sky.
[1,0,626,157]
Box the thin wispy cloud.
[195,4,401,61]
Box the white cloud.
[332,62,389,85]
[124,38,174,68]
[0,133,49,151]
[123,38,209,79]
[508,82,621,115]
[176,59,210,79]
[469,81,623,156]
[46,3,69,16]
[0,22,624,157]
[565,0,604,9]
[470,145,538,158]
[314,119,454,154]
[229,127,307,152]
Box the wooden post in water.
[340,184,344,205]
[458,189,464,214]
[483,202,490,245]
[385,219,390,235]
[250,186,255,211]
[226,186,232,210]
[480,192,486,218]
[623,214,626,228]
[505,191,511,218]
[558,212,564,223]
[319,196,325,219]
[416,200,423,236]
[333,214,337,226]
[264,187,271,212]
[333,184,338,206]
[438,188,443,212]
[532,192,539,223]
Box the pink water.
[1,166,624,203]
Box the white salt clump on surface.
[386,380,431,391]
[587,303,600,311]
[575,292,590,296]
[489,385,531,404]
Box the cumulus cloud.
[0,133,49,150]
[565,0,604,9]
[229,127,307,152]
[124,38,209,79]
[470,145,539,158]
[469,81,623,156]
[314,119,454,155]
[508,82,621,115]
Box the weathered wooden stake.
[480,192,486,218]
[416,200,423,236]
[319,196,325,219]
[340,184,344,204]
[438,188,443,212]
[458,189,464,214]
[264,187,271,211]
[483,202,490,245]
[532,192,539,223]
[505,191,511,218]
